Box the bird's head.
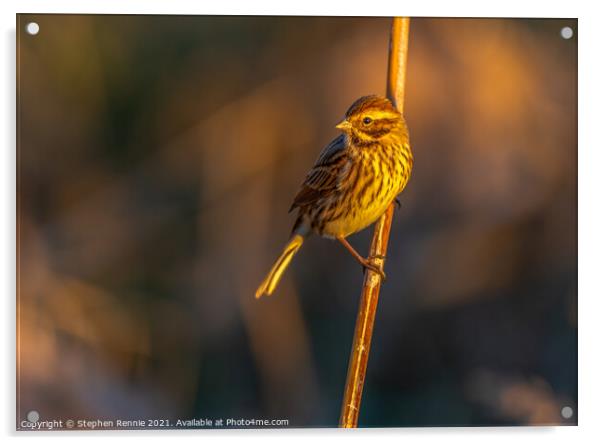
[335,95,403,144]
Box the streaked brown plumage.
[255,95,413,298]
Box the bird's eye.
[363,117,373,125]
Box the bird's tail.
[255,234,304,298]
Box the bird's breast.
[319,141,411,238]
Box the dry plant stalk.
[339,17,410,428]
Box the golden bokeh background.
[17,15,577,427]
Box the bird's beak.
[336,119,352,131]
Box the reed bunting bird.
[255,95,413,298]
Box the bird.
[255,95,413,298]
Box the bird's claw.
[361,256,387,281]
[394,198,401,209]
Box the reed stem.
[339,16,410,428]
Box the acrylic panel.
[16,14,577,430]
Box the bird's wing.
[290,134,351,211]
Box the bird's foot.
[394,198,402,209]
[361,255,387,281]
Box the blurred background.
[17,15,577,428]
